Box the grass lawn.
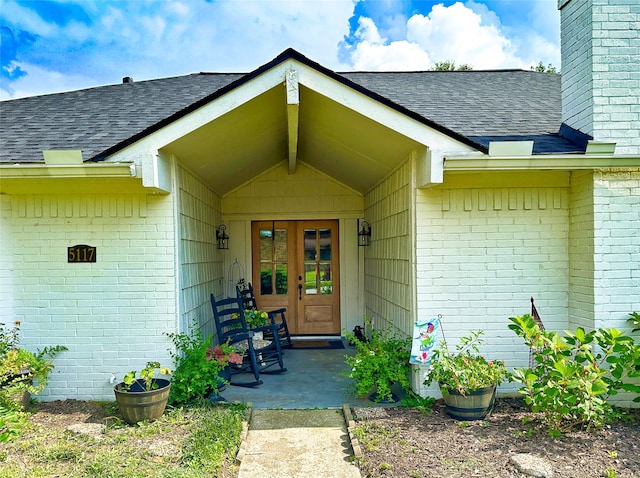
[0,399,248,478]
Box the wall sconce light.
[358,219,371,247]
[216,224,229,250]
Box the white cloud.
[342,1,559,71]
[406,2,518,69]
[2,0,355,98]
[1,0,562,98]
[349,17,431,70]
[0,61,97,100]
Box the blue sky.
[0,0,561,99]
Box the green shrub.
[509,314,640,434]
[343,318,412,402]
[167,325,241,406]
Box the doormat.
[290,340,345,350]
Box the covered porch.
[104,54,472,342]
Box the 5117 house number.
[68,245,96,263]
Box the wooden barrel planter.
[440,384,496,421]
[114,378,171,424]
[0,374,32,409]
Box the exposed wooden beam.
[286,68,300,174]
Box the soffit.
[161,81,423,196]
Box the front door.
[251,220,340,335]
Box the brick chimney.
[558,0,640,154]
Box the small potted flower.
[424,330,509,420]
[206,342,244,394]
[244,309,270,339]
[113,361,172,424]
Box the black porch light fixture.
[358,219,371,247]
[216,224,229,250]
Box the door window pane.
[319,228,331,260]
[304,263,317,295]
[274,229,287,262]
[259,226,288,296]
[319,262,332,294]
[259,229,272,261]
[260,264,273,295]
[304,229,317,260]
[275,264,288,295]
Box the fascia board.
[0,162,136,178]
[444,154,640,171]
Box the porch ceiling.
[161,83,421,196]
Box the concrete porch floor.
[217,340,405,409]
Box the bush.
[509,314,640,434]
[343,318,412,402]
[167,326,228,406]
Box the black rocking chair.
[211,294,287,387]
[236,282,293,348]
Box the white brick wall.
[561,0,640,154]
[593,170,640,329]
[364,160,413,334]
[560,0,594,135]
[593,169,640,407]
[177,166,224,340]
[569,171,596,329]
[0,195,14,323]
[1,193,176,400]
[415,176,571,394]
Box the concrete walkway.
[237,408,361,478]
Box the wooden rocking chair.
[211,294,287,387]
[236,282,293,348]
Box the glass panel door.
[296,220,340,335]
[252,220,340,335]
[258,224,288,296]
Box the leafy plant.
[243,309,270,329]
[167,325,241,405]
[424,330,509,395]
[628,312,640,333]
[0,405,28,442]
[508,314,640,433]
[0,323,68,410]
[122,361,171,392]
[342,317,412,402]
[0,322,21,357]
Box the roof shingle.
[0,51,586,163]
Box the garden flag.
[410,316,440,365]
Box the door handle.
[298,283,302,301]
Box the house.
[1,0,638,403]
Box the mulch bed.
[353,397,640,478]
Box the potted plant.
[424,330,509,420]
[113,361,172,424]
[167,325,243,405]
[343,318,412,402]
[243,309,270,339]
[207,343,244,395]
[0,321,67,409]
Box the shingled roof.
[0,49,586,164]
